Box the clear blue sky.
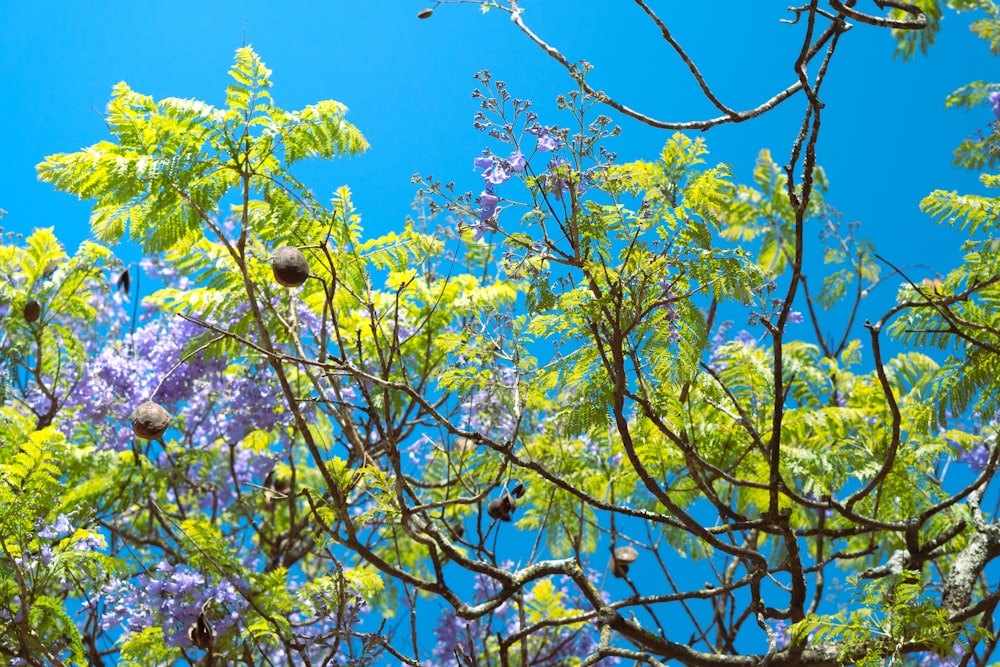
[1,1,994,290]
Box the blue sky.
[2,1,995,291]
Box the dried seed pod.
[188,602,214,650]
[448,522,465,541]
[130,400,170,440]
[42,260,59,279]
[263,473,291,510]
[271,245,310,287]
[116,268,130,294]
[487,494,516,522]
[417,7,433,19]
[23,300,41,323]
[610,545,639,578]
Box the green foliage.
[797,573,962,667]
[120,627,181,666]
[891,0,946,60]
[720,148,827,279]
[889,0,988,60]
[36,46,369,254]
[921,181,1000,235]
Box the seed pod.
[130,400,170,440]
[271,245,310,287]
[263,473,291,511]
[610,545,639,578]
[188,602,214,650]
[116,268,130,294]
[448,522,465,541]
[23,300,41,323]
[417,7,433,19]
[487,494,516,522]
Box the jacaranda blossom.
[476,191,499,223]
[529,124,560,152]
[507,150,525,172]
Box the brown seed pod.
[271,245,310,288]
[188,601,215,650]
[610,545,639,578]
[487,494,516,522]
[130,400,170,440]
[448,522,465,541]
[23,300,41,323]
[417,7,433,19]
[263,474,291,511]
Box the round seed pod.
[487,494,515,522]
[610,545,639,578]
[23,300,41,323]
[130,400,170,440]
[271,246,310,288]
[417,7,433,18]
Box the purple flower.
[787,311,804,324]
[74,532,106,552]
[39,514,72,539]
[917,645,964,667]
[457,366,517,440]
[476,191,499,224]
[961,442,989,472]
[483,163,511,186]
[989,91,1000,119]
[101,564,250,649]
[507,150,525,172]
[733,330,758,347]
[537,133,560,152]
[529,124,560,152]
[474,156,494,171]
[433,610,473,666]
[772,620,790,648]
[39,545,53,565]
[543,157,570,201]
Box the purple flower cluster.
[466,73,572,235]
[708,321,759,371]
[471,150,526,237]
[98,562,247,649]
[63,306,289,455]
[457,366,519,442]
[915,645,964,667]
[960,441,989,472]
[529,124,561,153]
[658,282,682,343]
[582,434,623,469]
[433,564,616,666]
[771,619,790,648]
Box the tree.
[2,2,1000,665]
